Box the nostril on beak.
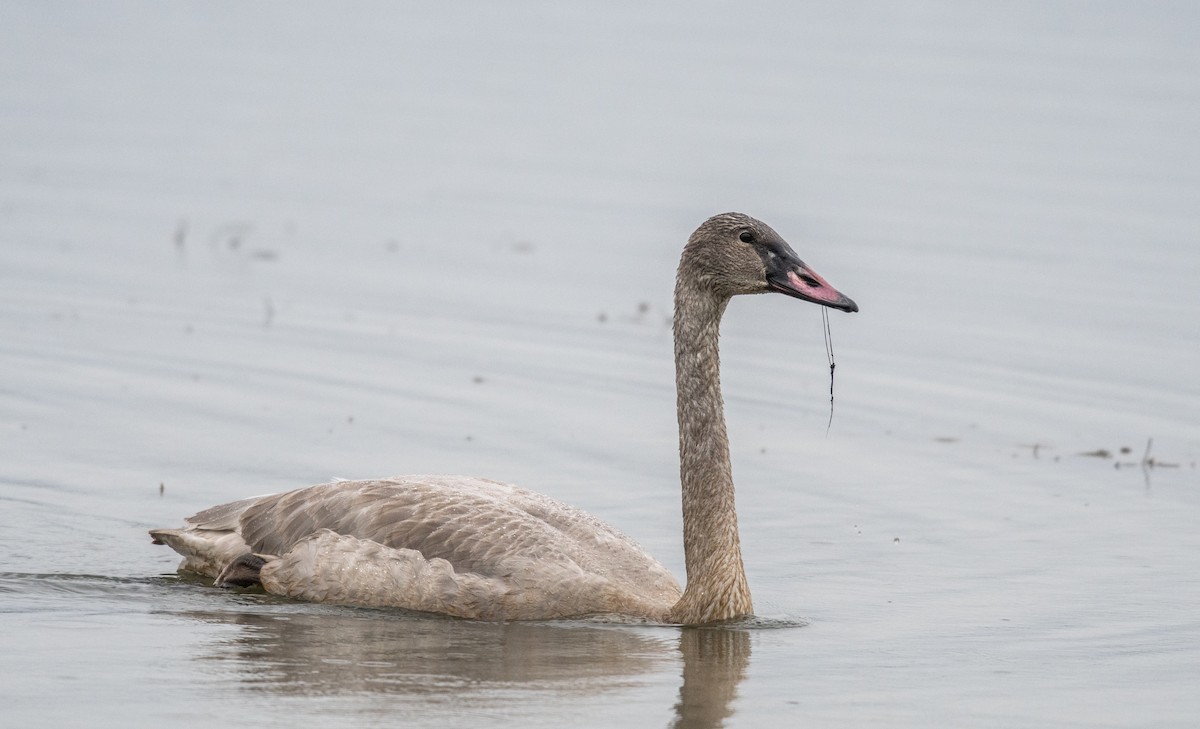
[799,274,821,288]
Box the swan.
[150,212,858,624]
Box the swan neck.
[669,276,752,624]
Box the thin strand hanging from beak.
[823,307,836,435]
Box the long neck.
[668,275,753,624]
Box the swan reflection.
[671,628,752,729]
[177,604,752,727]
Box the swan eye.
[738,231,754,243]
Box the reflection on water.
[175,603,753,728]
[182,607,670,690]
[671,629,752,729]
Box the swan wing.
[239,477,665,578]
[155,475,680,619]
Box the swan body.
[153,476,681,619]
[151,212,857,624]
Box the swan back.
[155,477,682,620]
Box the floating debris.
[1019,443,1050,458]
[822,307,837,436]
[1114,438,1179,470]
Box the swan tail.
[149,527,254,581]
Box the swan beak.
[767,260,859,313]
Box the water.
[2,3,1198,727]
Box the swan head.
[683,212,858,313]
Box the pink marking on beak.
[784,268,858,312]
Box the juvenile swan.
[151,213,858,624]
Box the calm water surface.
[1,3,1198,728]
